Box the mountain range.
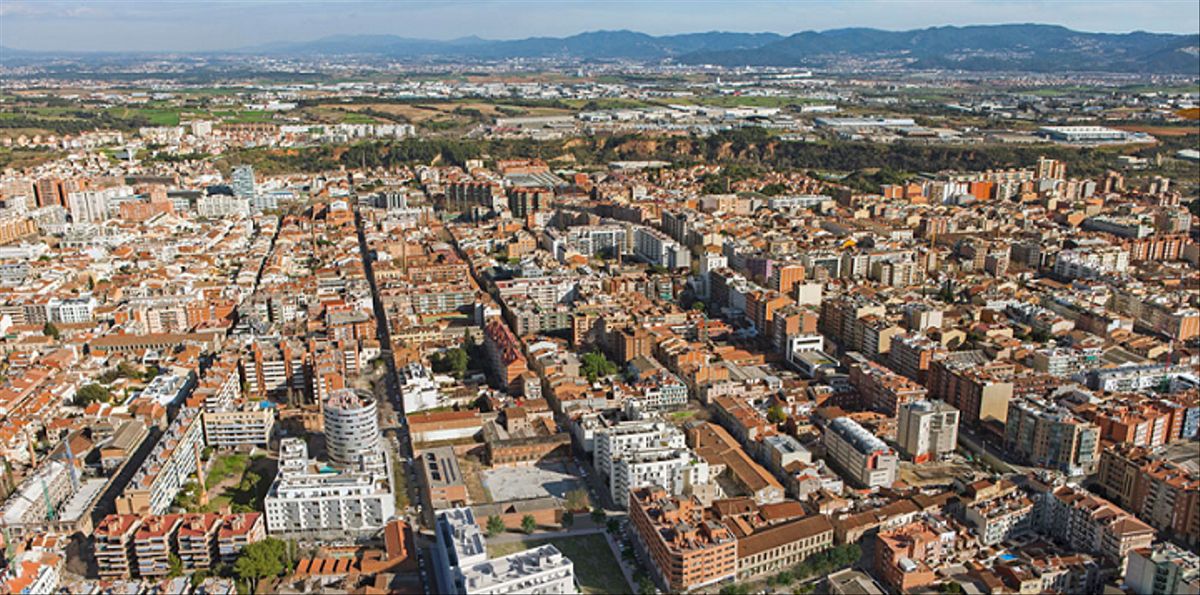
[3,25,1198,74]
[243,25,1199,74]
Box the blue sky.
[1,0,1196,52]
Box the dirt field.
[325,101,572,123]
[1113,124,1199,137]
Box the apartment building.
[634,226,691,270]
[134,514,184,578]
[216,512,265,564]
[874,519,956,592]
[1125,543,1200,595]
[593,419,686,484]
[202,404,276,448]
[432,507,576,595]
[94,514,141,579]
[1004,398,1100,476]
[897,399,960,463]
[323,388,383,471]
[263,438,395,538]
[176,513,223,570]
[962,484,1036,546]
[1096,442,1200,548]
[629,486,738,593]
[1034,484,1155,568]
[611,448,711,510]
[483,317,529,391]
[823,417,898,489]
[117,406,204,515]
[848,361,928,416]
[928,357,1014,429]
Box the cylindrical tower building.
[323,389,381,469]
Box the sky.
[1,0,1197,52]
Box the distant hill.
[247,30,786,61]
[5,25,1199,74]
[679,24,1200,74]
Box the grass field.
[486,534,626,594]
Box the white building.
[593,420,685,483]
[433,507,577,595]
[49,295,96,323]
[323,389,383,471]
[634,226,690,270]
[1054,248,1130,280]
[897,400,960,463]
[823,417,898,489]
[197,194,250,218]
[263,438,394,537]
[611,448,709,509]
[66,190,109,223]
[203,404,276,448]
[399,363,446,412]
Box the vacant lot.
[486,534,627,595]
[481,462,584,502]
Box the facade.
[629,486,737,593]
[92,513,263,578]
[823,417,898,489]
[735,515,834,581]
[1096,443,1200,548]
[897,399,959,463]
[634,226,691,270]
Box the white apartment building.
[823,417,898,490]
[203,405,276,448]
[611,448,710,509]
[593,420,686,483]
[49,295,96,323]
[634,226,690,270]
[197,194,250,218]
[1053,248,1130,280]
[399,363,446,412]
[323,389,383,471]
[118,407,204,515]
[897,399,960,463]
[433,507,577,595]
[263,438,394,537]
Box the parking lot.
[481,462,586,502]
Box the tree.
[941,583,965,594]
[190,570,211,589]
[42,322,60,340]
[606,518,620,534]
[233,538,288,592]
[167,553,183,578]
[590,507,606,523]
[561,510,574,528]
[431,347,469,378]
[486,515,505,536]
[521,514,537,534]
[74,383,111,407]
[766,405,787,424]
[581,350,618,383]
[564,488,590,511]
[637,574,656,595]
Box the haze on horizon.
[0,0,1197,53]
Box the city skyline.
[1,0,1198,53]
